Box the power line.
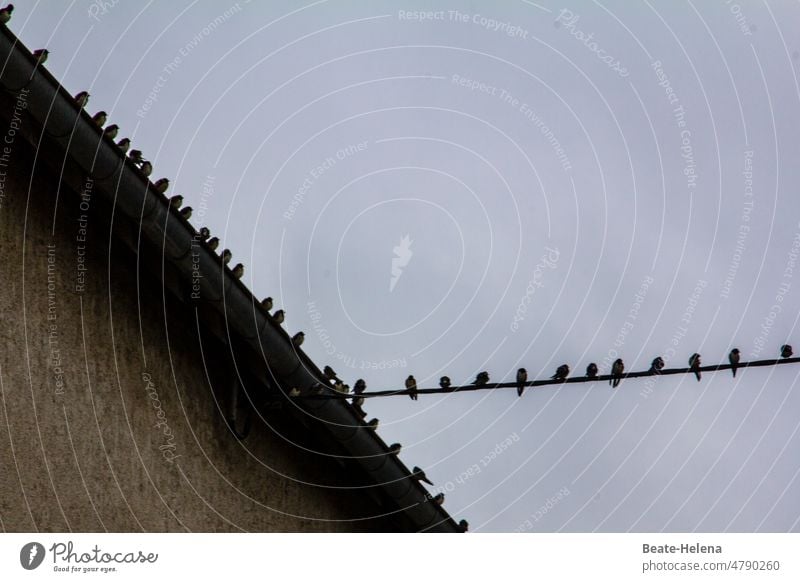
[294,355,800,400]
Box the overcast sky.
[17,0,800,532]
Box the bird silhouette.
[586,363,598,378]
[323,366,337,381]
[179,206,193,220]
[474,371,489,386]
[221,249,232,265]
[116,137,130,153]
[366,418,379,430]
[388,443,401,455]
[140,161,153,176]
[689,353,702,381]
[231,263,244,279]
[459,519,469,532]
[32,48,48,65]
[353,379,366,395]
[272,310,285,324]
[551,364,569,381]
[781,344,793,359]
[516,368,527,397]
[292,332,304,347]
[0,4,14,25]
[169,195,183,209]
[260,296,273,311]
[728,349,740,377]
[128,149,143,163]
[91,111,107,126]
[198,227,211,241]
[103,124,119,139]
[412,466,433,486]
[610,359,624,388]
[206,237,220,251]
[650,357,665,374]
[405,375,418,401]
[74,90,90,108]
[432,493,445,505]
[439,376,451,389]
[153,178,169,193]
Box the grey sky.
[18,0,800,531]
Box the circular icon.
[19,542,45,570]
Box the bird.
[551,364,569,381]
[781,344,793,359]
[231,263,244,279]
[586,363,598,378]
[91,111,107,126]
[366,418,379,430]
[292,332,304,347]
[221,249,232,265]
[432,493,445,505]
[516,368,527,397]
[610,358,624,388]
[388,443,401,455]
[0,4,14,25]
[729,348,740,377]
[412,466,433,486]
[474,371,489,386]
[140,161,153,176]
[353,379,366,395]
[405,374,418,401]
[103,124,119,139]
[197,226,211,241]
[439,376,451,389]
[272,309,285,324]
[689,353,702,381]
[288,387,300,397]
[74,90,90,108]
[458,519,469,532]
[323,366,338,381]
[116,137,130,153]
[169,195,183,209]
[153,178,169,193]
[32,48,48,65]
[179,206,193,220]
[260,296,273,311]
[650,357,665,374]
[206,237,220,251]
[128,149,143,164]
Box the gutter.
[0,25,460,532]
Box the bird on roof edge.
[32,48,48,65]
[292,332,304,347]
[74,90,90,108]
[0,5,14,25]
[272,309,285,324]
[412,466,433,485]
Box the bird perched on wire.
[516,368,527,397]
[103,124,119,139]
[206,237,220,251]
[728,349,740,377]
[169,195,183,209]
[610,358,624,388]
[366,418,379,430]
[91,111,107,126]
[474,371,489,386]
[292,332,304,347]
[221,249,232,265]
[116,137,130,153]
[650,357,665,374]
[688,353,702,381]
[272,309,285,324]
[353,379,366,395]
[405,375,418,401]
[0,4,14,25]
[74,90,90,108]
[179,206,193,220]
[459,519,469,532]
[439,376,451,389]
[32,48,49,66]
[781,344,793,359]
[551,364,569,381]
[412,466,433,486]
[586,363,598,378]
[129,149,143,163]
[153,178,169,193]
[260,296,273,311]
[388,443,401,455]
[432,493,445,505]
[231,263,244,279]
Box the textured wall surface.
[0,120,393,533]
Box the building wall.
[0,124,391,532]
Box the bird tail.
[732,367,737,377]
[517,385,524,397]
